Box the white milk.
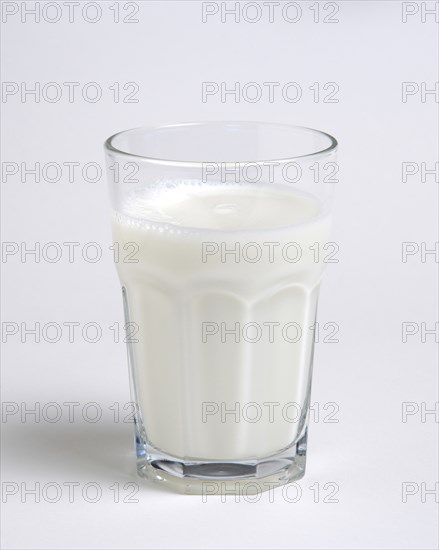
[112,182,331,461]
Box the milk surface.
[112,182,331,460]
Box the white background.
[1,1,438,549]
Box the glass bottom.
[136,429,308,495]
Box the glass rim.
[104,121,338,167]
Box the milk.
[112,182,331,461]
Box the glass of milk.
[104,122,337,495]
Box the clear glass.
[104,122,338,495]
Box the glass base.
[136,430,307,495]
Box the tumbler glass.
[104,122,338,495]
